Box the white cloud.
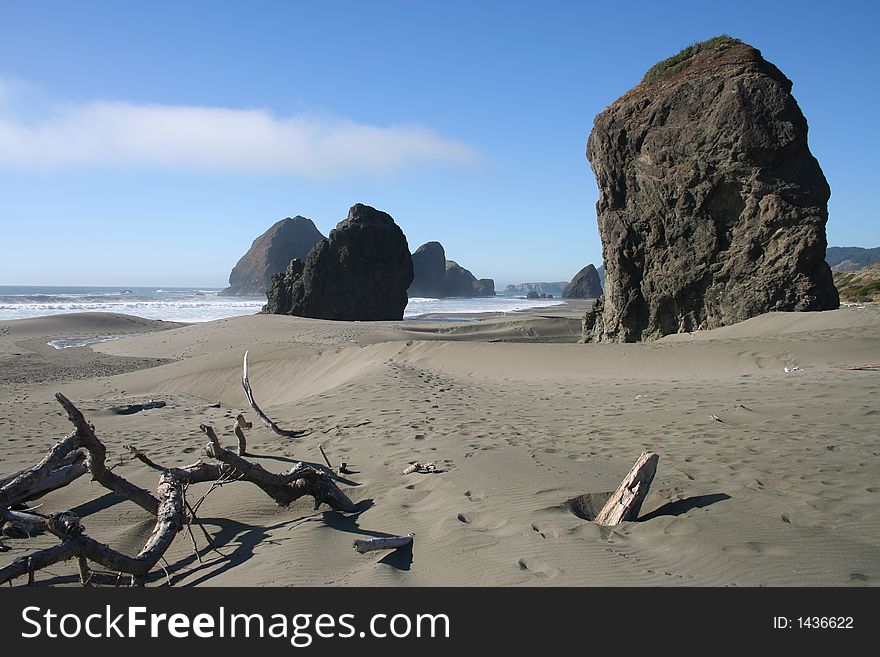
[0,86,479,176]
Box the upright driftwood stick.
[234,425,247,456]
[242,351,306,438]
[594,452,659,526]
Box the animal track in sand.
[464,490,485,502]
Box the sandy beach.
[1,302,878,586]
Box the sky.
[0,0,877,288]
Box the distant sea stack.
[408,242,448,297]
[264,204,413,321]
[505,282,568,296]
[443,261,495,297]
[408,242,495,298]
[563,264,602,299]
[583,36,838,343]
[220,216,325,296]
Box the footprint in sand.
[722,542,792,557]
[517,558,562,578]
[531,522,560,539]
[456,512,507,532]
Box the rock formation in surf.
[443,261,495,297]
[264,204,413,321]
[408,242,448,297]
[563,264,602,299]
[220,216,325,296]
[505,282,567,296]
[408,241,495,298]
[583,36,838,343]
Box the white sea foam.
[0,286,567,323]
[403,296,565,318]
[47,334,141,349]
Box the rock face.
[583,37,838,343]
[407,242,495,298]
[264,204,413,320]
[444,261,479,297]
[408,242,448,297]
[472,278,496,297]
[220,216,324,296]
[563,265,602,299]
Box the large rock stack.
[408,242,448,297]
[563,265,602,299]
[407,242,495,298]
[220,216,324,296]
[583,36,838,342]
[264,204,413,321]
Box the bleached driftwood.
[0,395,357,586]
[56,393,160,515]
[234,425,248,456]
[593,452,659,526]
[200,424,356,511]
[242,351,307,438]
[353,533,414,553]
[319,445,333,469]
[0,452,87,508]
[403,462,436,475]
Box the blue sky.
[0,0,877,287]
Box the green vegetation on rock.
[642,35,742,84]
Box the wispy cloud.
[0,83,479,176]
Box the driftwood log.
[0,394,357,586]
[593,452,659,526]
[353,533,414,553]
[402,462,437,475]
[242,351,307,438]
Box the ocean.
[0,286,566,323]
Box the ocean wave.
[0,288,564,323]
[0,300,265,323]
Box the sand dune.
[1,304,879,586]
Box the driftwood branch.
[402,462,437,475]
[0,433,83,508]
[55,392,160,515]
[234,425,247,456]
[0,473,184,586]
[319,445,333,469]
[242,351,307,438]
[594,452,659,526]
[0,454,88,509]
[353,533,414,553]
[0,396,357,586]
[200,425,355,511]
